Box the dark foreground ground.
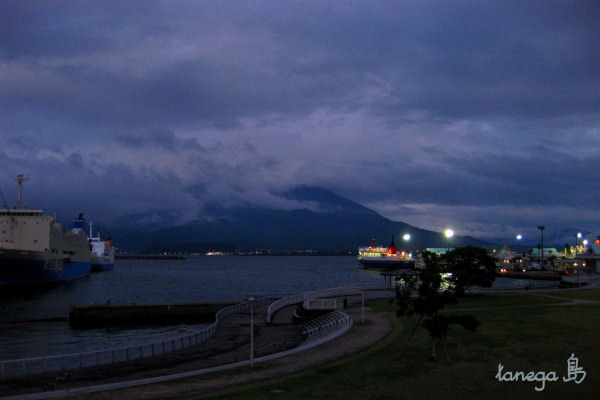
[0,297,393,399]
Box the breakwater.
[69,302,236,328]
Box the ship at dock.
[0,176,91,286]
[357,236,415,271]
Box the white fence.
[1,285,373,378]
[302,286,362,309]
[267,286,363,323]
[0,300,266,379]
[299,310,352,339]
[305,298,337,310]
[266,293,304,323]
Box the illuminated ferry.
[0,176,91,286]
[357,236,415,271]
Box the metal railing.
[302,286,362,308]
[267,286,363,323]
[0,300,266,379]
[299,310,352,339]
[266,293,304,323]
[305,298,337,310]
[304,286,361,299]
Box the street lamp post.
[537,226,545,268]
[247,297,255,366]
[444,228,454,253]
[516,234,523,269]
[361,289,365,324]
[402,233,411,260]
[575,232,582,255]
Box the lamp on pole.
[361,288,365,324]
[402,233,411,260]
[537,226,545,268]
[575,232,582,255]
[247,296,255,366]
[516,234,523,269]
[444,228,454,253]
[402,233,414,264]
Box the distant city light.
[583,239,589,246]
[516,234,523,240]
[444,229,454,239]
[402,233,411,241]
[577,232,582,239]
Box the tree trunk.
[442,339,451,365]
[430,338,437,360]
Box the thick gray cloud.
[1,0,599,243]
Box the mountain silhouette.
[111,186,488,253]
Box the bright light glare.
[583,239,589,246]
[516,234,523,240]
[577,232,582,238]
[402,233,411,241]
[444,229,454,238]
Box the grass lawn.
[535,288,600,302]
[191,290,600,400]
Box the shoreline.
[0,303,394,400]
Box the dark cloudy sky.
[1,0,599,243]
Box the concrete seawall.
[69,302,236,328]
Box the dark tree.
[444,245,497,296]
[396,247,496,362]
[564,243,572,256]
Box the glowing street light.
[516,234,523,241]
[402,233,411,241]
[575,232,583,255]
[443,228,454,253]
[583,239,589,246]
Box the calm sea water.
[0,256,382,360]
[0,256,555,360]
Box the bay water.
[0,255,555,360]
[0,255,381,360]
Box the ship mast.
[14,175,29,209]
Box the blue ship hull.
[91,262,115,272]
[0,256,91,286]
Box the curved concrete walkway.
[0,303,394,400]
[85,307,392,400]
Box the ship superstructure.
[87,221,115,272]
[357,236,415,271]
[0,176,91,286]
